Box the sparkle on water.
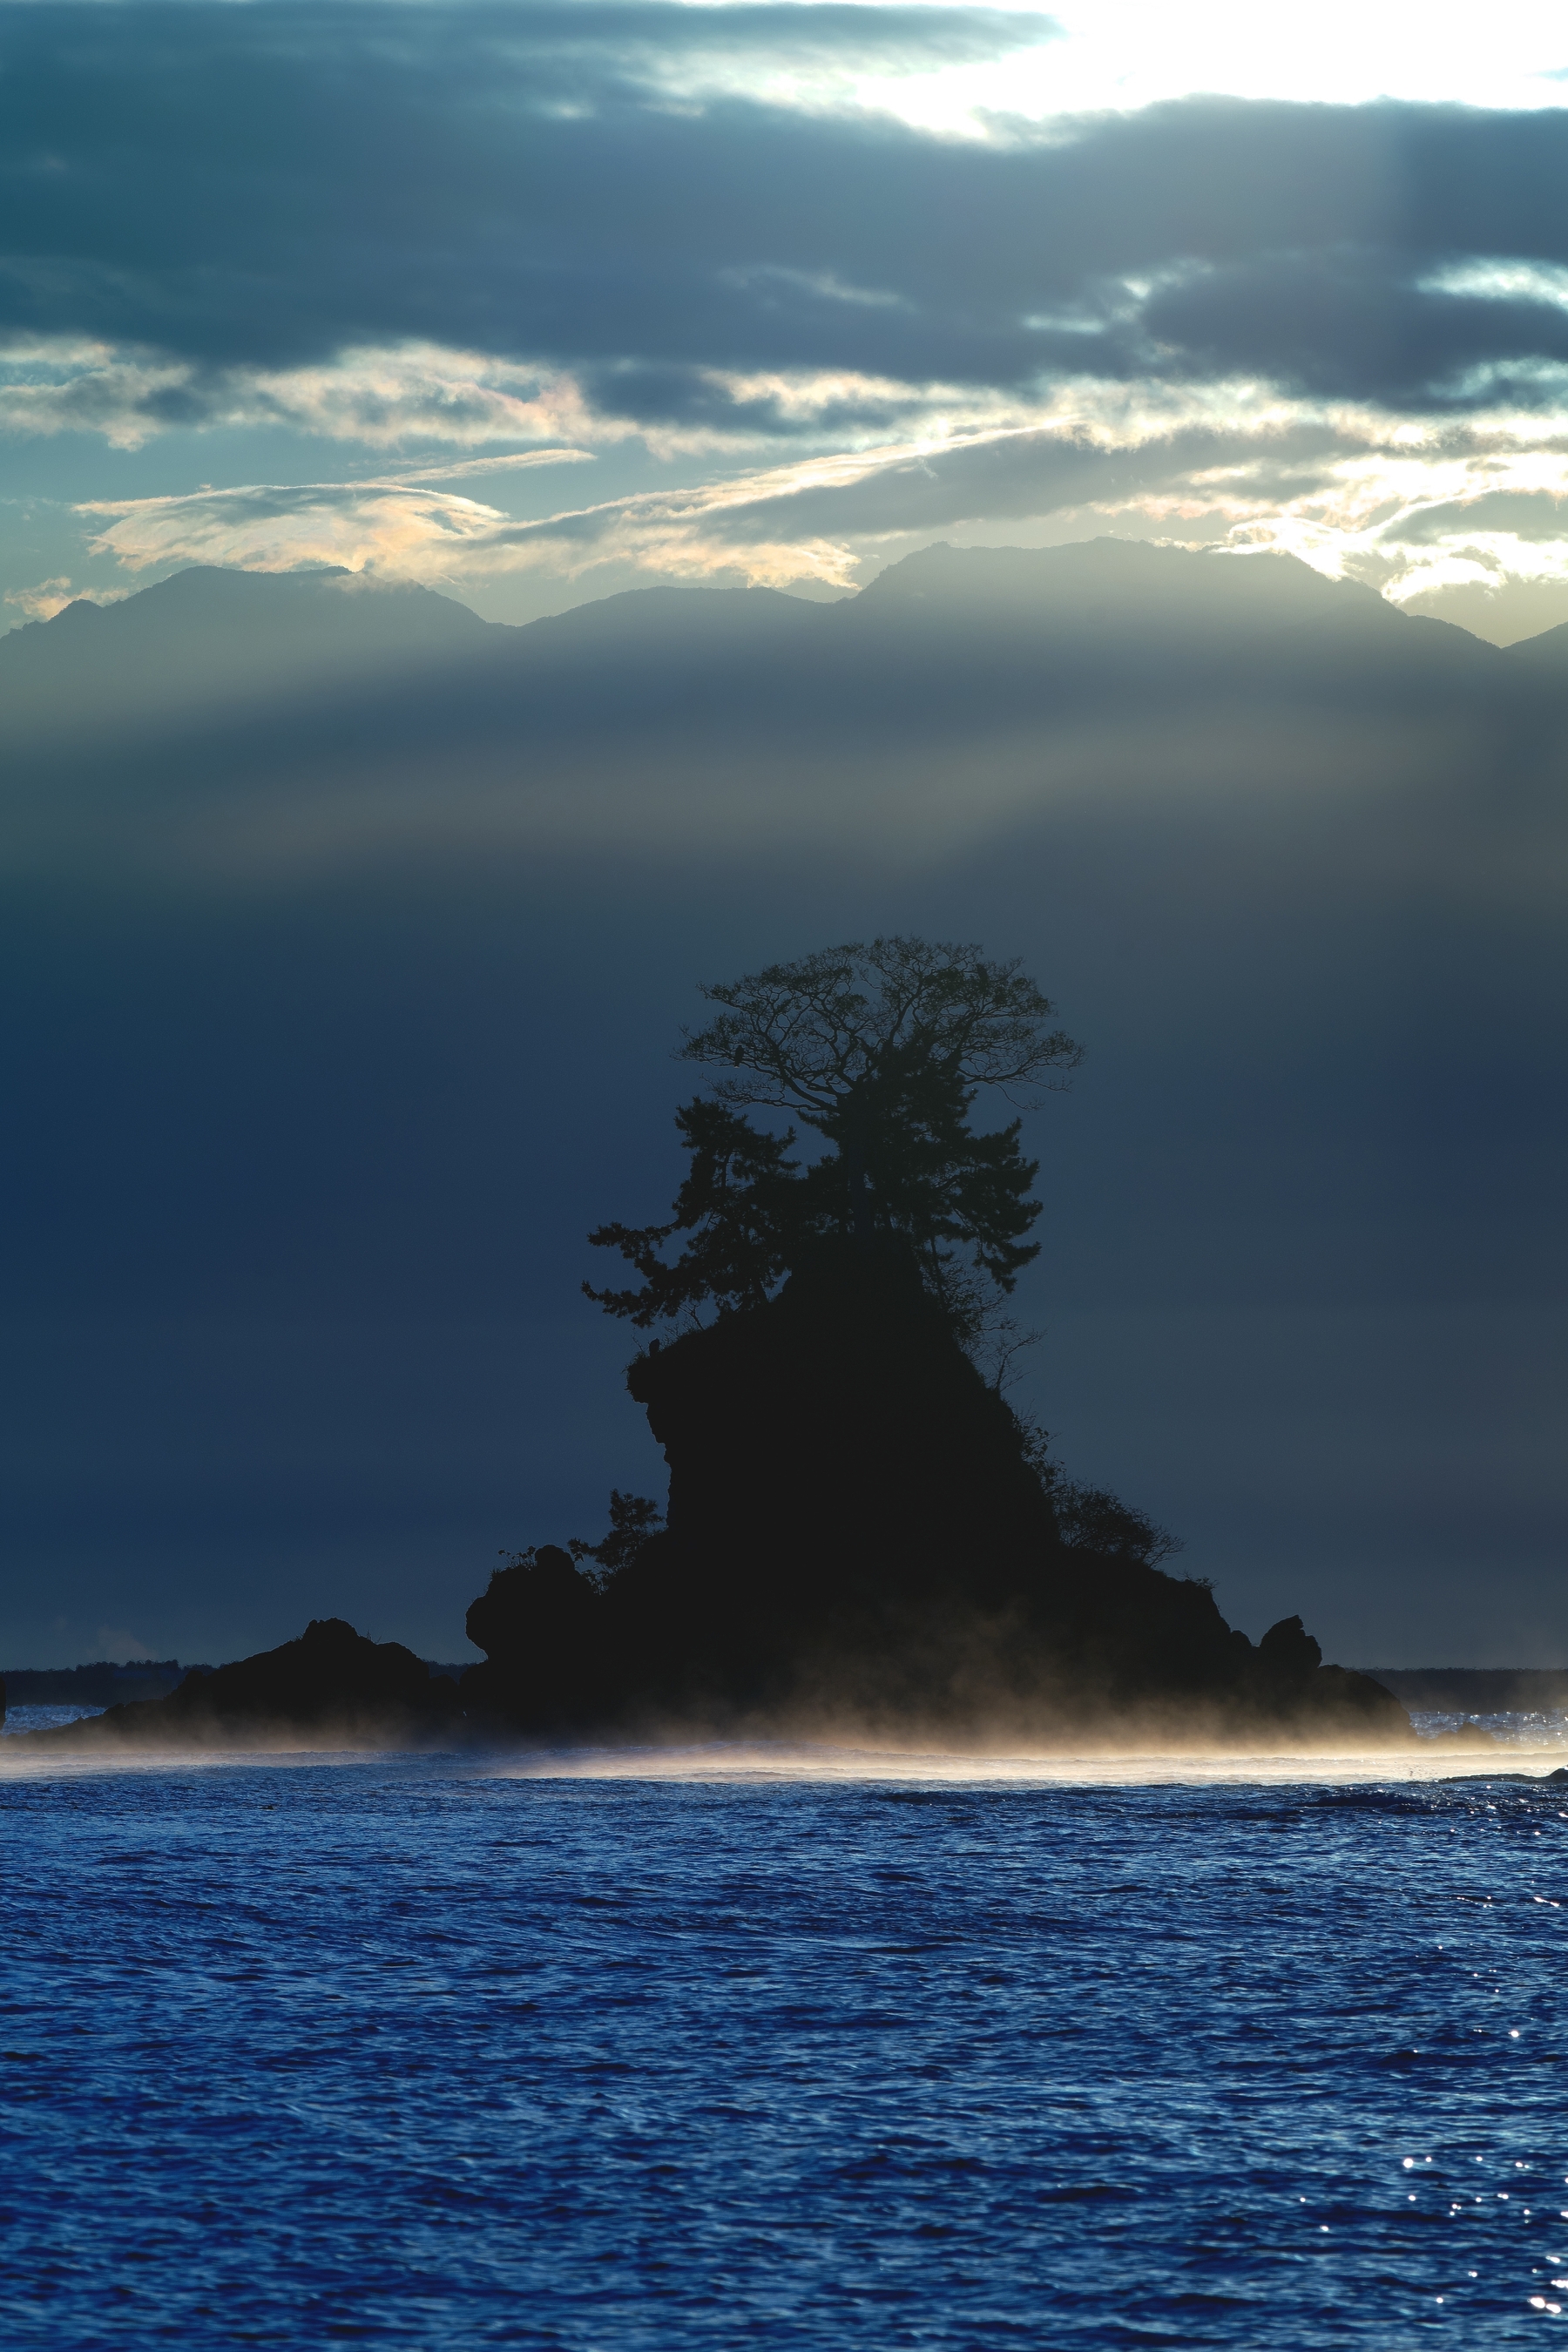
[3,1720,1567,2347]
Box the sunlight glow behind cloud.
[841,0,1568,131]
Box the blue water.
[4,1750,1568,2348]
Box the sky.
[12,0,1568,640]
[2,0,1566,1678]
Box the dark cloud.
[1381,487,1568,544]
[500,2,1064,61]
[6,10,1568,417]
[1138,253,1568,403]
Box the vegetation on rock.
[585,936,1078,1342]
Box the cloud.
[0,337,616,451]
[9,7,1568,427]
[15,8,1568,620]
[69,399,1568,617]
[74,451,591,574]
[4,576,78,620]
[1376,486,1568,545]
[80,478,518,574]
[1137,250,1568,404]
[391,449,596,483]
[0,347,201,449]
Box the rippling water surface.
[4,1743,1568,2347]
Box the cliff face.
[468,1245,1410,1746]
[612,1246,1060,1704]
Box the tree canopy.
[679,935,1081,1122]
[585,936,1080,1335]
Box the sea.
[4,1708,1568,2349]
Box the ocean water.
[3,1704,110,1734]
[3,1741,1568,2349]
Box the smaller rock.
[14,1619,459,1747]
[1257,1617,1324,1681]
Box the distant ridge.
[1367,1669,1568,1713]
[857,536,1470,635]
[2,562,489,651]
[0,564,495,735]
[0,538,1514,693]
[1,1656,470,1699]
[1,535,1558,883]
[2,1659,194,1706]
[1502,616,1568,666]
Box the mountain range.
[4,540,1567,884]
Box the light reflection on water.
[1412,1709,1568,1751]
[3,1744,1568,2345]
[1,1704,105,1735]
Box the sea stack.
[466,1240,1411,1746]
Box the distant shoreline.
[1364,1669,1568,1711]
[0,1659,466,1707]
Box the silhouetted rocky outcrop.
[464,1244,1411,1747]
[17,1619,460,1747]
[15,1260,1411,1755]
[462,1548,602,1729]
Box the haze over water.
[4,1746,1568,2347]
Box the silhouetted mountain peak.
[855,536,1492,652]
[500,580,832,674]
[35,563,481,633]
[0,563,496,734]
[48,596,113,629]
[129,564,482,631]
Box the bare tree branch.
[678,936,1082,1124]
